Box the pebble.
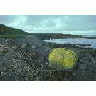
[72,73,77,76]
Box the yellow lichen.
[48,48,78,70]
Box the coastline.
[0,37,96,81]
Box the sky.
[0,15,96,35]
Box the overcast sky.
[0,15,96,35]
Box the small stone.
[1,72,4,76]
[31,45,36,48]
[45,62,48,65]
[72,73,77,76]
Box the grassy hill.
[0,24,28,38]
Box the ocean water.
[44,38,96,48]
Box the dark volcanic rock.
[0,36,51,81]
[72,70,95,81]
[15,36,42,47]
[0,36,96,81]
[71,52,96,81]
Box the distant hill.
[0,24,28,38]
[29,33,83,40]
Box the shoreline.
[42,41,96,50]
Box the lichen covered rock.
[48,48,78,70]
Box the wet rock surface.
[0,37,96,81]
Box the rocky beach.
[0,23,96,81]
[0,36,96,81]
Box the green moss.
[48,48,78,70]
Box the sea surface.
[44,38,96,48]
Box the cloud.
[7,15,27,29]
[4,15,70,32]
[62,30,96,35]
[0,15,96,35]
[27,16,68,32]
[0,15,16,24]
